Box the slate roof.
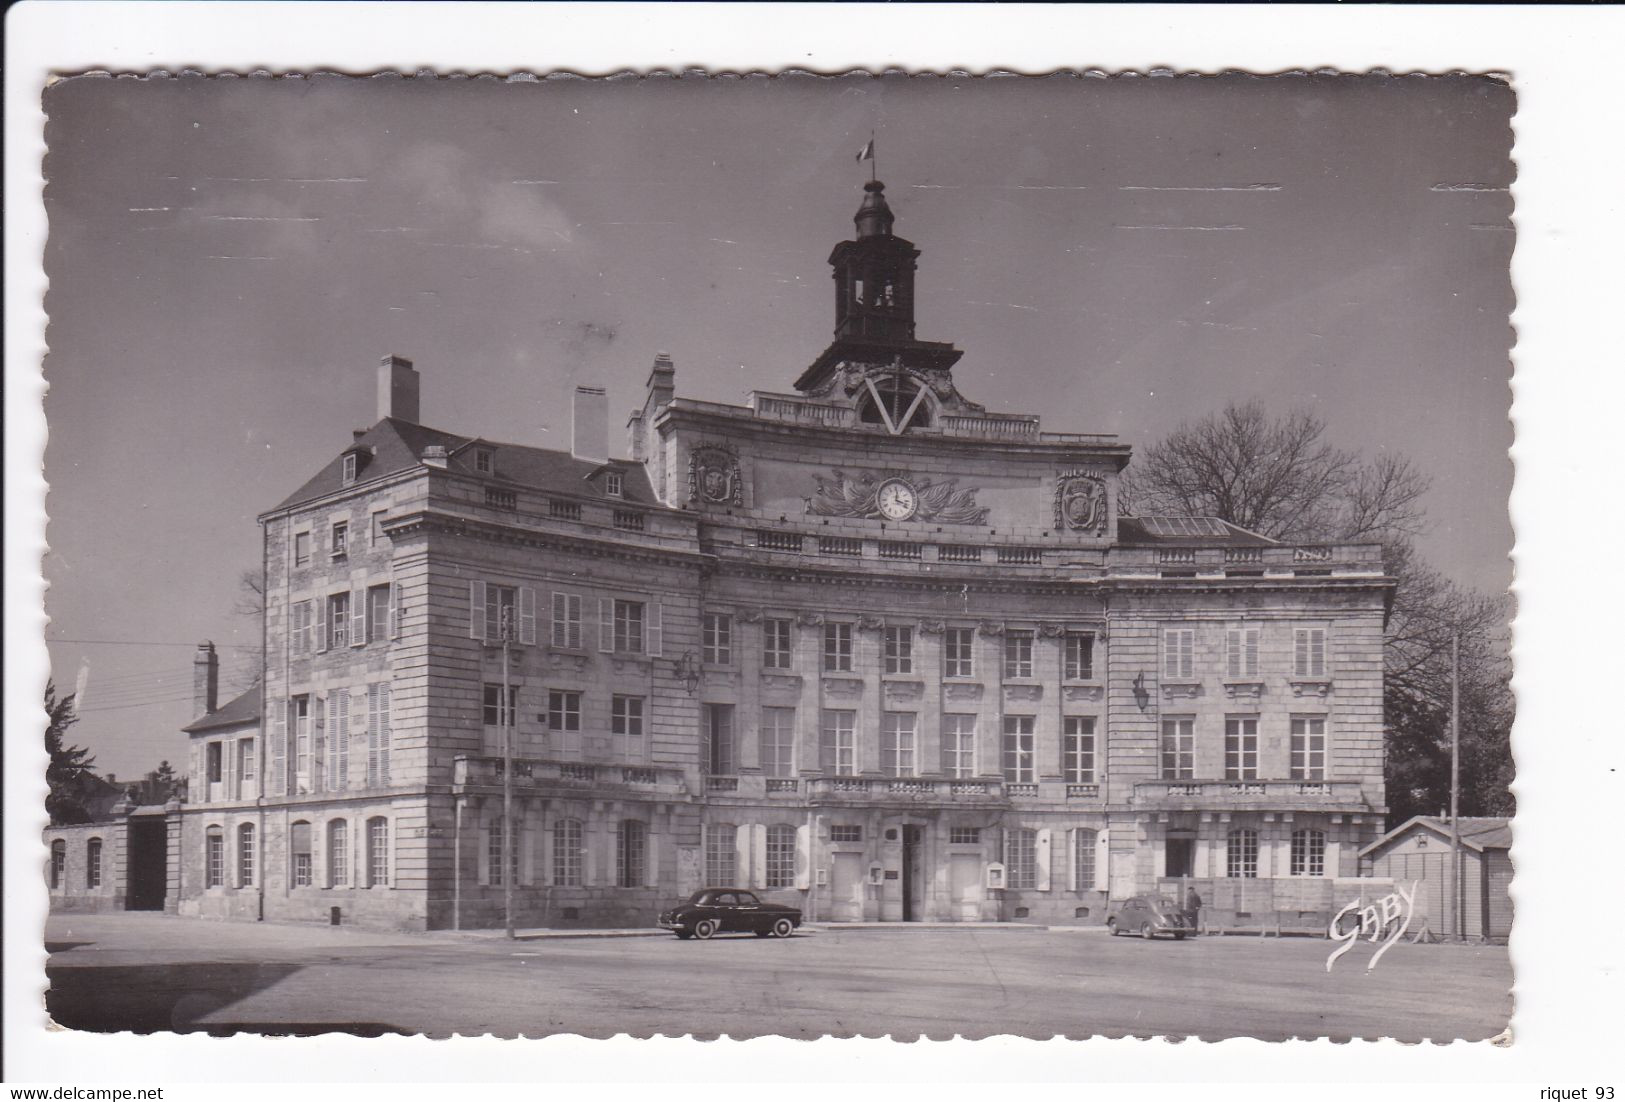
[271,417,657,513]
[183,685,262,734]
[1360,815,1513,857]
[1116,516,1279,547]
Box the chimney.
[421,444,449,469]
[572,385,609,464]
[377,354,421,424]
[626,409,645,462]
[647,351,676,416]
[193,642,219,717]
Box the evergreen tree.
[45,681,98,825]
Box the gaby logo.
[1326,881,1417,973]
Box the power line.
[48,637,263,650]
[77,695,198,715]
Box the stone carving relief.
[1004,685,1043,704]
[761,675,802,694]
[805,468,990,525]
[883,681,924,703]
[1038,623,1068,639]
[797,611,825,627]
[976,621,1006,637]
[822,677,863,697]
[547,653,589,674]
[1063,685,1105,703]
[943,683,984,703]
[687,443,743,507]
[857,614,885,633]
[1055,470,1109,535]
[916,619,946,635]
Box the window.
[328,591,351,648]
[551,592,582,648]
[206,742,224,784]
[702,613,732,665]
[883,625,913,674]
[367,682,391,787]
[1005,828,1038,890]
[331,521,349,560]
[1062,716,1096,783]
[1226,627,1260,678]
[765,825,796,889]
[328,819,350,887]
[763,618,793,669]
[760,707,796,777]
[290,821,313,887]
[293,530,311,568]
[367,817,390,886]
[704,704,735,775]
[325,690,351,791]
[291,600,312,656]
[830,825,863,843]
[86,838,103,889]
[949,827,981,845]
[238,737,256,783]
[1064,632,1095,680]
[613,695,646,762]
[342,453,358,485]
[206,827,224,887]
[1291,829,1327,877]
[49,840,65,889]
[823,622,853,672]
[485,584,517,641]
[819,710,857,776]
[1225,717,1260,780]
[944,627,975,678]
[1001,715,1035,783]
[706,824,737,885]
[475,448,494,474]
[616,820,646,888]
[1294,628,1328,677]
[237,823,255,887]
[552,819,583,886]
[1164,627,1195,679]
[1291,716,1328,780]
[941,714,977,779]
[371,512,387,547]
[605,472,623,497]
[482,684,517,728]
[1073,828,1097,891]
[366,584,391,644]
[548,690,581,733]
[1227,828,1259,878]
[293,696,311,791]
[881,712,918,777]
[487,818,518,886]
[612,599,645,654]
[1003,630,1035,679]
[1161,717,1195,780]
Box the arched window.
[706,823,737,887]
[49,839,66,890]
[552,819,583,887]
[616,819,646,888]
[366,817,389,887]
[86,837,103,889]
[328,819,349,887]
[1290,828,1326,877]
[205,826,225,887]
[1073,829,1097,892]
[238,823,256,888]
[765,824,796,889]
[1226,828,1259,879]
[290,820,313,887]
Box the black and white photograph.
[5,1,1622,1088]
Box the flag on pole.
[856,138,875,163]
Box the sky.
[38,72,1515,780]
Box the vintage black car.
[1105,894,1192,940]
[657,888,802,940]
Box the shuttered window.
[1226,627,1260,678]
[551,591,582,648]
[367,683,391,787]
[1163,628,1195,679]
[325,691,350,791]
[1294,628,1328,678]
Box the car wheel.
[1107,918,1119,936]
[675,930,694,940]
[1140,922,1155,940]
[694,919,718,940]
[770,917,794,939]
[1173,932,1187,941]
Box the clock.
[876,478,919,521]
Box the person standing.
[1184,886,1203,935]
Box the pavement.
[42,911,1513,1041]
[448,920,1107,940]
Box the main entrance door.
[1166,835,1195,880]
[830,852,864,922]
[126,818,168,911]
[901,825,923,921]
[949,853,982,921]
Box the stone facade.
[156,178,1392,930]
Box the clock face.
[876,478,918,520]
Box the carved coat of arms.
[805,468,989,525]
[688,444,743,507]
[1054,470,1108,534]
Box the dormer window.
[475,449,494,475]
[342,454,358,486]
[605,472,623,498]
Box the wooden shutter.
[350,586,366,646]
[1066,829,1079,892]
[325,695,339,791]
[377,683,390,785]
[1163,630,1178,677]
[389,582,402,640]
[1035,829,1053,891]
[551,591,566,647]
[751,824,768,889]
[1226,630,1240,678]
[1094,829,1110,891]
[598,598,614,653]
[338,691,350,790]
[520,820,536,887]
[794,823,812,890]
[310,695,325,794]
[518,586,537,645]
[647,601,663,657]
[820,718,837,774]
[470,580,487,641]
[315,595,329,653]
[1311,629,1326,676]
[270,698,288,796]
[477,825,491,886]
[366,686,380,787]
[735,824,752,887]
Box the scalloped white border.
[7,0,1622,1090]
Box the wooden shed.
[1359,816,1512,941]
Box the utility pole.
[1448,629,1462,941]
[502,604,515,940]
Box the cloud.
[388,142,576,252]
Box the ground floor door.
[830,852,864,922]
[901,825,923,922]
[1166,836,1195,879]
[126,819,167,911]
[949,853,982,921]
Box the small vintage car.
[1105,894,1192,940]
[657,888,802,940]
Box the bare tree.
[229,566,266,694]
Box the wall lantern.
[675,650,702,695]
[1132,672,1150,712]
